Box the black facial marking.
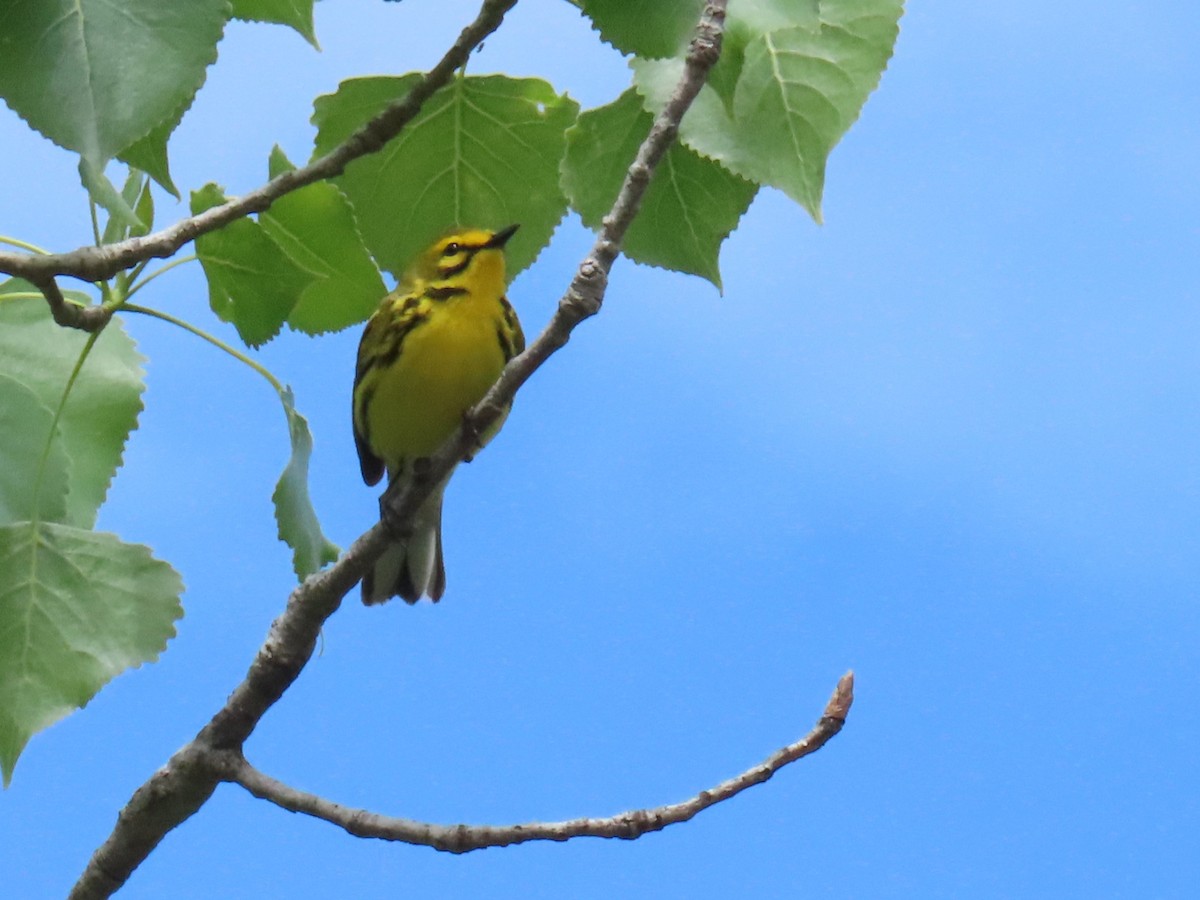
[426,285,469,301]
[440,257,472,278]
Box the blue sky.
[3,0,1199,897]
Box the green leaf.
[190,184,313,347]
[232,0,320,49]
[0,374,69,526]
[575,0,703,58]
[259,147,387,335]
[709,0,821,107]
[562,89,755,287]
[633,0,904,221]
[100,170,153,246]
[79,160,144,234]
[118,115,183,199]
[272,388,339,579]
[312,75,579,280]
[0,0,226,171]
[0,290,146,530]
[0,522,183,786]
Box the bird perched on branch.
[352,224,524,604]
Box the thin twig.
[68,2,743,897]
[0,0,521,320]
[224,672,854,853]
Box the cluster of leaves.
[207,0,903,343]
[0,0,902,784]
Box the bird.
[352,224,524,604]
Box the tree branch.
[223,672,854,852]
[69,2,744,896]
[0,0,520,324]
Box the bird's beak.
[488,224,520,248]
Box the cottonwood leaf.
[312,75,579,280]
[0,290,145,529]
[260,147,386,335]
[0,523,182,786]
[272,388,339,579]
[562,89,755,287]
[191,183,313,347]
[633,0,903,221]
[0,0,225,172]
[708,0,821,106]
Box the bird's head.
[408,224,520,288]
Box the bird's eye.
[442,242,460,256]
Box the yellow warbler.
[352,225,524,604]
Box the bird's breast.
[366,296,508,465]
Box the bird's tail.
[362,481,447,605]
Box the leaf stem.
[89,199,102,248]
[32,330,102,522]
[0,236,50,255]
[119,303,285,396]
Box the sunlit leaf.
[708,0,821,106]
[312,75,578,280]
[633,0,903,221]
[0,523,183,786]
